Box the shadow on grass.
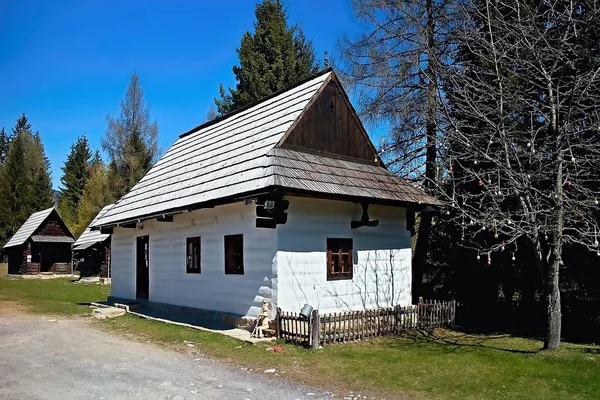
[583,347,600,354]
[398,329,542,354]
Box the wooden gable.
[278,75,382,166]
[33,209,74,239]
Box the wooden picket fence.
[276,299,456,349]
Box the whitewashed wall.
[276,197,412,314]
[110,202,277,318]
[110,196,412,317]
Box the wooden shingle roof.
[4,208,65,248]
[73,204,113,250]
[93,70,438,228]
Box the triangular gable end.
[32,209,75,240]
[277,73,383,166]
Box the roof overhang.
[31,235,75,243]
[92,185,441,230]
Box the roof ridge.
[179,68,334,139]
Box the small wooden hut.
[73,204,113,278]
[3,208,74,275]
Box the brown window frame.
[224,234,244,275]
[327,238,353,281]
[186,236,201,274]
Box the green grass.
[98,316,600,400]
[0,277,110,315]
[1,277,599,399]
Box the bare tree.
[338,0,462,301]
[439,0,600,350]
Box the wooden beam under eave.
[156,215,174,222]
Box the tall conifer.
[215,0,319,115]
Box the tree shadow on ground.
[391,328,600,356]
[395,329,541,354]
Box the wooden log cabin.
[3,208,75,275]
[73,204,113,278]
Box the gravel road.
[0,315,331,400]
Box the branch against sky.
[338,0,463,179]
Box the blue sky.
[0,0,368,190]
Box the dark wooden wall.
[36,217,71,237]
[280,79,378,165]
[7,247,24,274]
[75,242,110,277]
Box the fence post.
[311,309,320,351]
[276,307,282,339]
[450,300,457,329]
[394,304,401,334]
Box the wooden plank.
[276,308,281,339]
[311,310,320,350]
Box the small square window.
[186,237,201,274]
[224,234,244,274]
[327,238,353,281]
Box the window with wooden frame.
[186,237,201,274]
[327,238,353,280]
[224,234,244,275]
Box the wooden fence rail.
[276,299,456,349]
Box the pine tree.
[57,135,93,230]
[215,0,319,115]
[73,164,114,237]
[102,72,159,200]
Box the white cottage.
[92,69,438,321]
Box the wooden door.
[136,235,149,299]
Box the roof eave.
[93,185,440,229]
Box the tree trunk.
[544,256,561,350]
[412,212,433,303]
[411,0,437,304]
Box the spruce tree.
[58,135,93,230]
[28,133,54,211]
[215,0,319,115]
[0,132,32,245]
[0,127,9,164]
[102,72,159,200]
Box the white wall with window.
[109,202,277,318]
[110,196,412,318]
[275,197,412,314]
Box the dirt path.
[0,314,331,400]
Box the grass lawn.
[1,277,598,399]
[0,277,110,315]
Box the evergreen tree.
[73,163,114,237]
[12,113,31,139]
[57,135,93,230]
[215,0,319,115]
[90,150,102,168]
[0,127,9,164]
[102,72,159,200]
[0,132,32,245]
[28,133,54,211]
